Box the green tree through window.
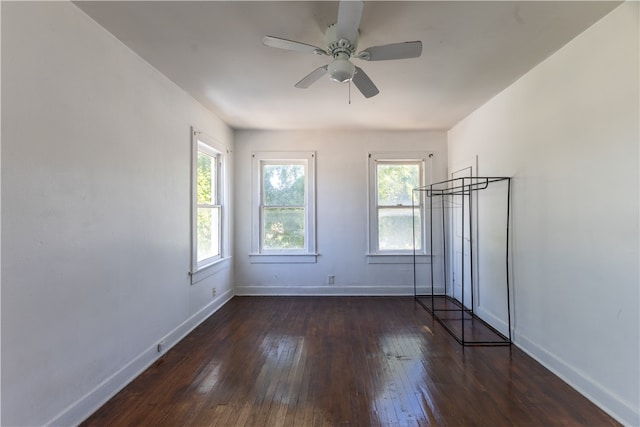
[197,150,220,262]
[262,164,305,249]
[376,162,422,251]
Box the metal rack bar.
[441,192,447,297]
[429,180,435,310]
[506,178,512,342]
[461,181,465,344]
[469,177,475,316]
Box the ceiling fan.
[262,1,422,98]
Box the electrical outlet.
[157,340,165,353]
[212,287,217,297]
[328,275,335,285]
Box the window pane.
[263,164,305,206]
[197,207,220,262]
[377,164,419,206]
[378,208,421,250]
[263,207,305,249]
[198,152,216,205]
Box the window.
[368,152,429,260]
[191,129,225,273]
[251,152,316,263]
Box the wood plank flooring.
[82,297,619,426]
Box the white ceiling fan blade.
[263,36,328,56]
[295,65,329,88]
[336,0,364,43]
[352,66,379,98]
[359,41,423,61]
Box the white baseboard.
[235,283,450,297]
[415,286,446,296]
[48,289,234,427]
[513,331,639,426]
[235,285,416,296]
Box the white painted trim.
[48,289,234,427]
[0,6,3,418]
[513,333,639,426]
[190,256,232,284]
[234,285,450,296]
[414,288,447,296]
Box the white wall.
[448,3,639,425]
[1,3,234,426]
[234,130,447,296]
[0,2,3,424]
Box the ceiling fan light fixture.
[328,56,355,83]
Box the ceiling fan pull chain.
[349,79,351,105]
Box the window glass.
[261,162,305,250]
[251,152,316,258]
[369,154,427,255]
[197,152,215,205]
[192,130,224,272]
[263,164,305,206]
[263,207,305,249]
[377,163,419,206]
[378,208,421,250]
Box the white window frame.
[367,152,431,264]
[250,151,317,264]
[191,128,227,277]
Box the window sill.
[190,257,231,284]
[249,253,318,264]
[366,253,431,264]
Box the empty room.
[1,1,638,426]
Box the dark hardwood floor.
[82,297,619,426]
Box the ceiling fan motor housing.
[325,23,358,56]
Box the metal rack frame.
[412,176,512,346]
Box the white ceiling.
[74,1,619,131]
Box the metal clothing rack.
[412,176,512,346]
